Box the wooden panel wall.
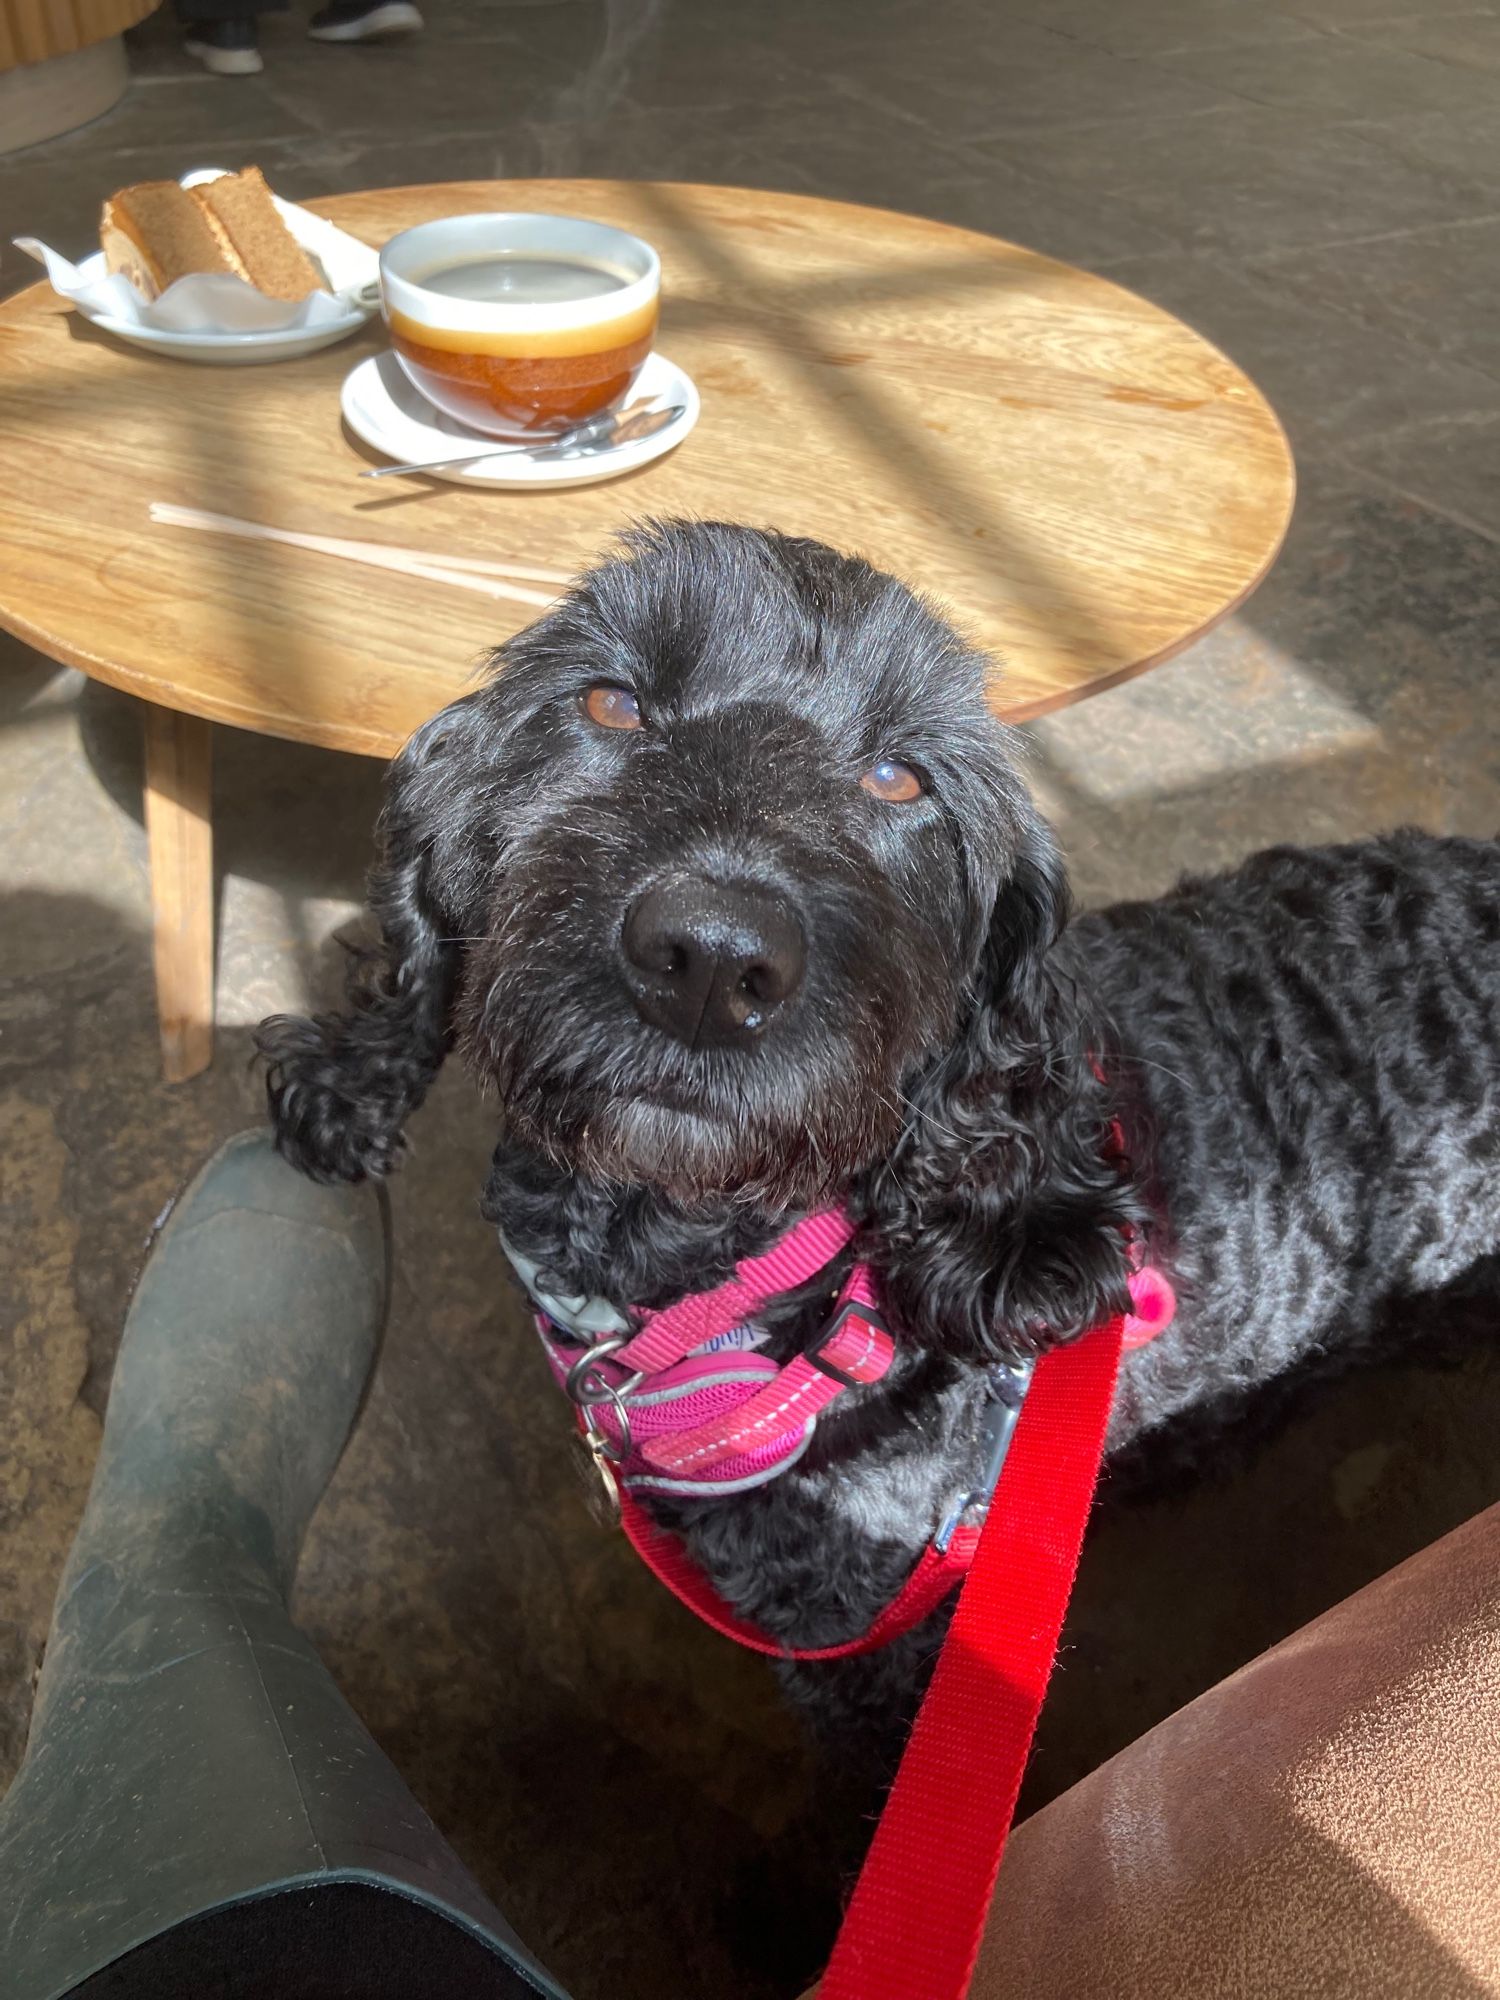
[1,0,157,71]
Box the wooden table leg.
[143,705,214,1083]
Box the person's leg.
[308,0,424,44]
[0,1131,568,2000]
[173,0,289,76]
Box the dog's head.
[259,520,1073,1227]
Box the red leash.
[621,1317,1124,1999]
[820,1317,1124,2000]
[521,1185,1155,1992]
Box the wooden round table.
[0,179,1293,1081]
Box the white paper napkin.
[13,167,379,335]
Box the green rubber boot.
[0,1132,568,2000]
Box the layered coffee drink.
[379,215,660,439]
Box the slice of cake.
[100,180,241,299]
[191,167,324,302]
[99,169,326,303]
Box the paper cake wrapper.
[13,167,378,334]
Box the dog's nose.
[622,878,805,1047]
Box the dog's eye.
[581,684,643,732]
[861,758,924,803]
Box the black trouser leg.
[173,0,289,23]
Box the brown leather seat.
[808,1503,1500,1998]
[978,1501,1500,1998]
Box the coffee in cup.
[379,213,660,439]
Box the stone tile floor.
[2,2,1499,1994]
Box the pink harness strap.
[528,1199,1174,1510]
[532,1207,893,1499]
[615,1208,858,1374]
[641,1265,890,1476]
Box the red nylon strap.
[618,1494,983,1661]
[819,1317,1125,2000]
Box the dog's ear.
[255,698,487,1184]
[870,814,1139,1360]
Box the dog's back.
[1074,831,1500,1439]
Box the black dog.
[258,520,1500,1756]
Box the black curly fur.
[257,520,1500,1764]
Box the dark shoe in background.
[183,16,264,73]
[308,0,424,41]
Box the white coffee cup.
[379,212,661,439]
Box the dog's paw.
[254,1013,409,1185]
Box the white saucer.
[340,349,700,488]
[76,274,371,365]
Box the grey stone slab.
[17,70,316,156]
[412,0,597,40]
[1197,459,1500,734]
[1104,251,1499,449]
[270,126,554,195]
[1345,9,1500,70]
[1336,410,1500,545]
[524,92,1173,265]
[1,150,131,287]
[1006,0,1321,58]
[701,0,969,80]
[1153,30,1500,115]
[760,134,1179,271]
[1280,0,1496,19]
[1344,105,1500,191]
[977,101,1500,255]
[257,24,574,138]
[306,103,836,199]
[591,21,808,117]
[441,0,811,115]
[1247,216,1500,384]
[829,23,1237,145]
[499,98,846,195]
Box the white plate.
[27,170,377,365]
[340,349,700,488]
[75,270,372,365]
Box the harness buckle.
[499,1229,632,1342]
[563,1334,642,1468]
[806,1299,894,1388]
[934,1357,1036,1552]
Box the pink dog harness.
[529,1209,893,1499]
[509,1179,1176,2000]
[513,1201,1176,2000]
[515,1202,1174,1548]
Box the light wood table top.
[0,179,1293,758]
